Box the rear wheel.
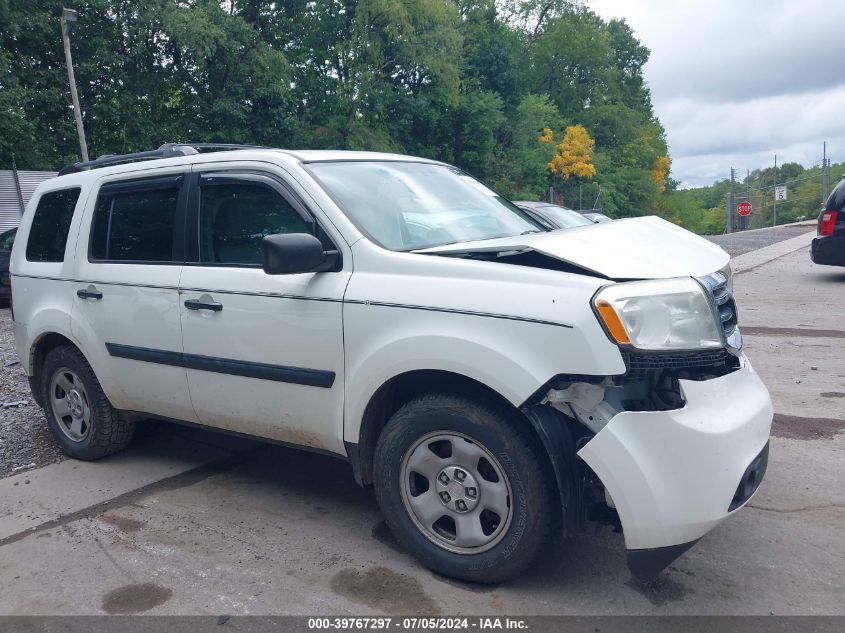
[41,345,135,460]
[373,394,556,583]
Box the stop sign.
[737,201,753,217]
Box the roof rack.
[57,143,275,176]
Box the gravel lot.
[704,222,815,256]
[0,309,65,478]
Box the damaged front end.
[523,351,771,581]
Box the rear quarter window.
[25,188,81,262]
[825,178,845,212]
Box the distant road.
[705,222,815,257]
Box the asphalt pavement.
[0,229,842,616]
[704,221,816,256]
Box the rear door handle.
[184,298,223,312]
[77,286,103,300]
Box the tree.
[1,0,673,225]
[547,124,596,180]
[652,156,670,192]
[491,93,561,198]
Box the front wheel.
[373,394,556,583]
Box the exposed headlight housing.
[719,262,733,292]
[593,278,722,351]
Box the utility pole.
[727,167,735,234]
[60,8,89,162]
[11,159,26,216]
[822,141,830,203]
[743,168,749,230]
[773,154,778,227]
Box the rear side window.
[25,188,81,262]
[91,179,181,262]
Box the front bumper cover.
[577,358,772,578]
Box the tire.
[373,393,556,584]
[40,345,135,460]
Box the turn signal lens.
[819,210,838,236]
[595,299,631,344]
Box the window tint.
[91,185,180,262]
[25,188,80,262]
[199,181,310,265]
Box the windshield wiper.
[520,230,542,235]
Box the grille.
[621,349,735,382]
[623,349,729,372]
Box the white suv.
[10,144,772,583]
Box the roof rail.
[57,143,275,176]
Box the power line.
[740,172,822,193]
[750,193,823,210]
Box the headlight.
[593,278,722,351]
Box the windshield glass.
[309,161,543,251]
[535,205,593,229]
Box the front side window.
[199,180,310,265]
[25,188,80,262]
[91,183,180,262]
[308,162,542,251]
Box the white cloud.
[586,0,845,187]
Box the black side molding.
[627,539,700,581]
[106,343,182,368]
[105,343,335,388]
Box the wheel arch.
[351,370,519,487]
[28,331,88,407]
[351,369,576,499]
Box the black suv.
[811,176,845,267]
[0,227,17,307]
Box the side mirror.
[261,233,340,275]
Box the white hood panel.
[417,216,729,279]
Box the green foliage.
[490,93,561,199]
[1,0,672,221]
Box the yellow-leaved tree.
[538,127,554,144]
[652,155,670,192]
[546,124,597,180]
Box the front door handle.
[77,286,103,300]
[184,298,223,312]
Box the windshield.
[309,161,543,251]
[534,205,593,229]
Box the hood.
[415,216,729,280]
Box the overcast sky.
[587,0,845,188]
